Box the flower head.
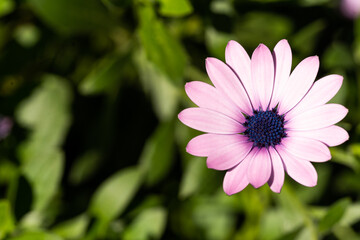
[341,0,360,19]
[178,40,348,194]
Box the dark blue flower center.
[243,108,286,148]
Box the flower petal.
[186,134,248,157]
[278,56,319,114]
[267,147,285,193]
[248,147,272,188]
[251,44,275,110]
[178,108,245,134]
[287,74,343,119]
[223,149,258,195]
[277,145,317,187]
[225,40,255,106]
[287,126,349,147]
[206,57,253,115]
[281,137,331,162]
[269,39,292,109]
[285,104,348,131]
[207,141,253,170]
[185,81,245,122]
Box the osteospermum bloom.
[341,0,360,19]
[178,39,349,194]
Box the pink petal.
[225,40,255,106]
[287,75,343,119]
[251,44,275,110]
[277,145,317,187]
[178,108,245,134]
[269,39,292,110]
[186,134,248,157]
[278,56,319,114]
[223,149,258,195]
[285,104,348,131]
[281,137,331,162]
[207,141,253,170]
[268,147,284,193]
[185,81,245,122]
[247,148,272,188]
[287,126,349,147]
[206,57,253,115]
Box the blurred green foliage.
[0,0,359,239]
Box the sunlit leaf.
[0,200,15,239]
[8,230,62,240]
[16,75,72,147]
[158,0,193,17]
[332,225,360,240]
[340,203,360,227]
[52,214,89,239]
[193,196,236,240]
[318,198,351,233]
[20,147,64,211]
[123,207,167,240]
[13,24,41,48]
[27,0,115,34]
[16,75,72,211]
[0,0,14,17]
[89,167,143,222]
[179,157,204,198]
[134,48,180,121]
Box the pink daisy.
[341,0,360,19]
[178,39,349,194]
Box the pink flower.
[341,0,360,19]
[178,40,349,194]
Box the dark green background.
[0,0,359,239]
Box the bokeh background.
[0,0,359,239]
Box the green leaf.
[27,0,115,34]
[13,24,41,48]
[16,75,72,211]
[291,20,325,58]
[235,12,292,50]
[340,203,360,227]
[0,0,14,17]
[332,225,360,240]
[0,200,15,239]
[134,47,180,121]
[123,207,167,240]
[8,230,62,240]
[322,42,354,71]
[89,167,143,222]
[20,147,64,211]
[52,214,89,239]
[16,75,72,148]
[137,3,187,85]
[205,27,234,61]
[179,157,204,198]
[193,196,236,240]
[139,121,175,186]
[331,148,360,173]
[79,53,130,95]
[318,198,351,233]
[68,150,101,185]
[158,0,193,17]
